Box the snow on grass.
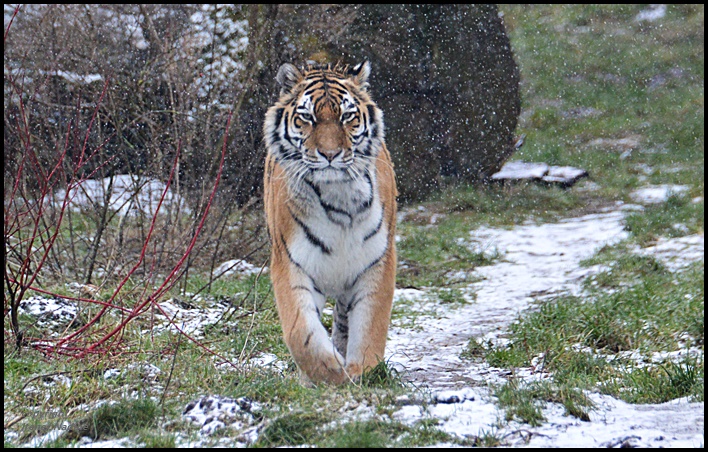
[248,353,288,373]
[387,206,704,447]
[148,298,227,339]
[640,233,704,271]
[629,184,690,204]
[635,4,667,23]
[48,174,191,217]
[387,209,629,385]
[11,203,702,447]
[182,395,262,438]
[213,259,267,278]
[18,295,78,328]
[506,393,703,448]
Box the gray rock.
[490,161,588,187]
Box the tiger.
[263,61,397,385]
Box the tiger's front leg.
[340,255,396,380]
[270,243,348,385]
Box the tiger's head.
[264,62,385,183]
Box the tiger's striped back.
[263,62,397,385]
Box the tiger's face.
[264,62,384,183]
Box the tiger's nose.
[317,149,342,162]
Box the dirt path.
[387,209,628,386]
[386,207,704,447]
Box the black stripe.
[304,177,321,196]
[304,78,351,101]
[279,235,323,298]
[346,293,367,314]
[355,141,374,157]
[312,93,327,107]
[344,293,357,313]
[271,108,284,144]
[304,332,313,347]
[328,85,349,96]
[323,78,348,91]
[366,104,380,138]
[356,173,374,214]
[352,130,366,141]
[279,145,301,161]
[335,298,349,316]
[347,246,388,291]
[304,179,354,222]
[302,78,325,94]
[312,283,324,295]
[289,208,332,255]
[280,233,305,272]
[283,111,292,143]
[366,105,376,124]
[363,210,384,242]
[304,87,322,97]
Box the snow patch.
[213,259,266,278]
[18,295,78,327]
[150,298,224,339]
[249,352,288,372]
[507,393,703,448]
[491,161,588,186]
[629,184,690,204]
[48,175,191,217]
[182,395,262,441]
[641,233,704,271]
[635,4,667,22]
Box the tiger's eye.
[341,112,357,123]
[299,113,314,123]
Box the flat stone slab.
[491,161,588,187]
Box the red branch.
[5,10,240,368]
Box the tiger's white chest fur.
[287,170,388,296]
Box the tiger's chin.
[308,166,355,184]
[302,159,363,182]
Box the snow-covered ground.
[387,202,704,448]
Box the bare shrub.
[3,5,268,355]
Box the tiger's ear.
[276,63,302,94]
[348,61,371,90]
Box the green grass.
[397,212,498,288]
[624,194,704,246]
[67,398,160,441]
[495,379,594,426]
[254,411,329,447]
[470,258,703,423]
[255,415,454,448]
[601,357,704,404]
[500,4,704,203]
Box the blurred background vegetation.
[4,4,520,206]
